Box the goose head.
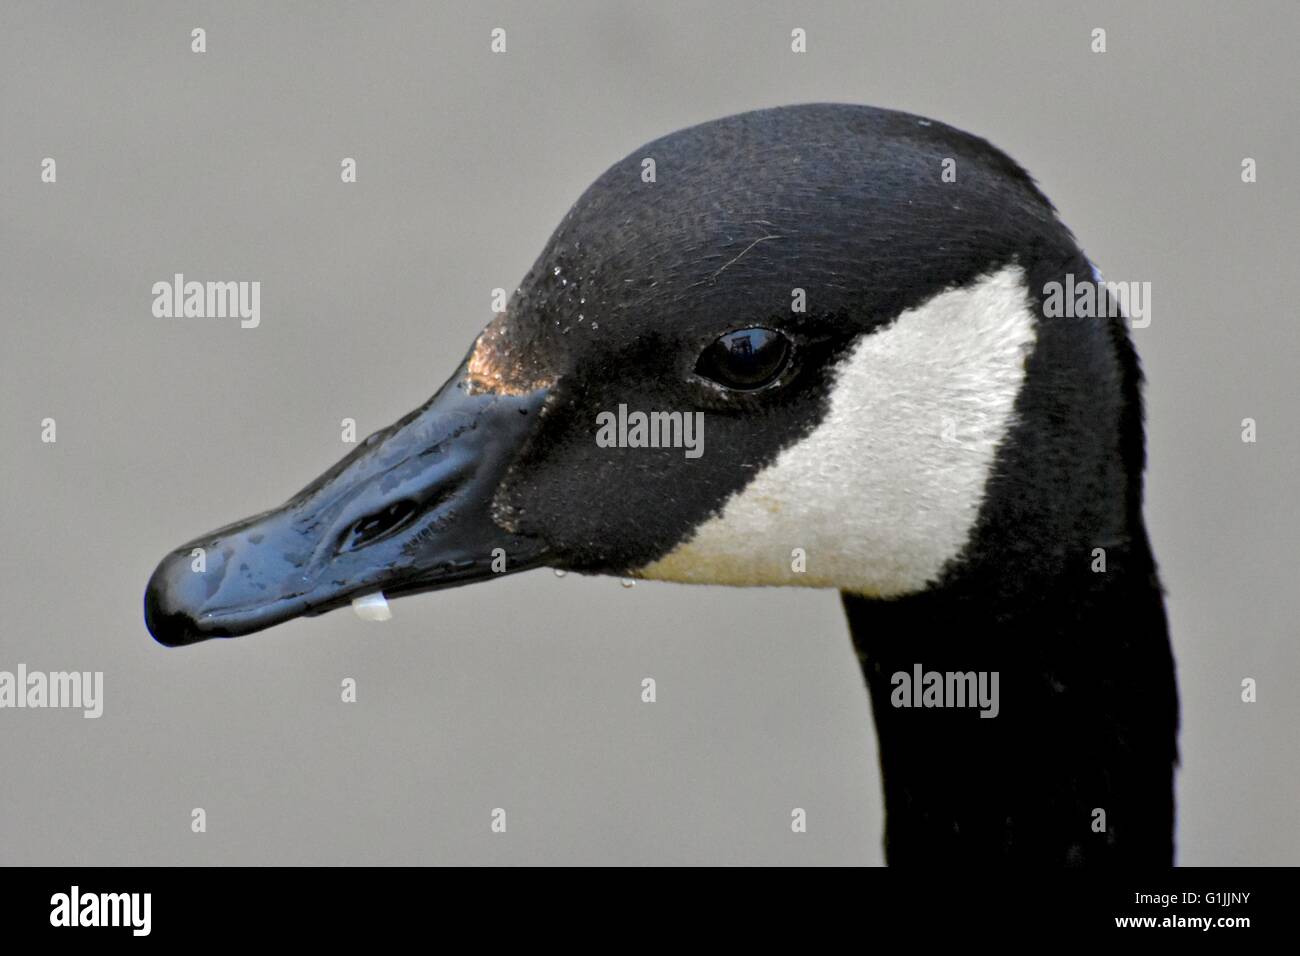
[144,103,1115,647]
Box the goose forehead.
[637,264,1039,596]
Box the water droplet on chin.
[554,569,567,578]
[621,578,635,589]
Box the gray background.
[2,1,1297,865]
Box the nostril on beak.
[336,498,421,554]
[144,551,207,647]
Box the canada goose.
[145,103,1177,865]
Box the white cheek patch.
[637,265,1038,597]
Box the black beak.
[144,360,549,646]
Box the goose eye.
[695,327,791,391]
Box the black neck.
[844,512,1177,867]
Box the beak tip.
[144,553,207,647]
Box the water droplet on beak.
[352,592,393,622]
